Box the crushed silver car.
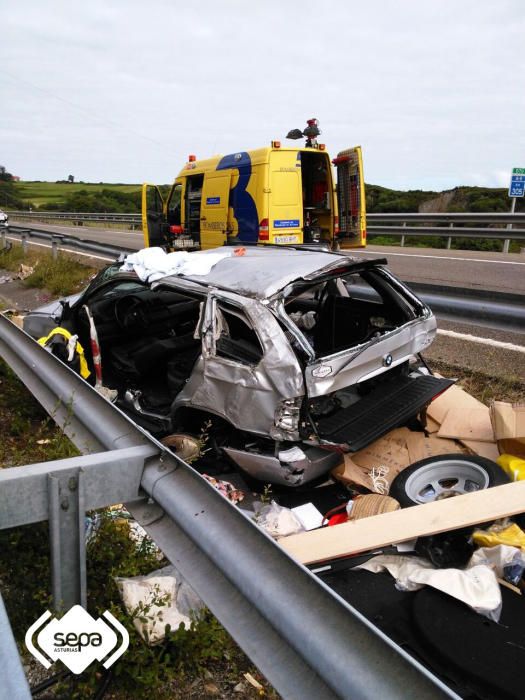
[24,246,453,486]
[0,209,9,228]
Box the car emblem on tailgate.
[312,365,332,378]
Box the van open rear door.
[333,146,366,248]
[142,184,167,248]
[199,171,232,249]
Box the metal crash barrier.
[0,315,458,699]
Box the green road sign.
[512,167,525,175]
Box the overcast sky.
[1,0,524,191]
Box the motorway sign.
[509,168,525,197]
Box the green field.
[12,181,142,208]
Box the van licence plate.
[273,234,300,244]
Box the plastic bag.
[472,522,525,549]
[255,500,304,538]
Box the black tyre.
[389,454,509,507]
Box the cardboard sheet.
[405,432,465,464]
[427,384,484,425]
[460,440,501,462]
[490,401,525,458]
[437,406,494,443]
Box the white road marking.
[350,249,525,266]
[437,328,525,354]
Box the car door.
[142,184,166,248]
[175,290,304,438]
[333,146,367,248]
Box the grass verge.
[0,243,96,296]
[0,360,277,699]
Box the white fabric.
[357,554,502,621]
[121,247,233,282]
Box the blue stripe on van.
[217,152,258,243]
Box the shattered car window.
[284,269,417,358]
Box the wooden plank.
[279,481,525,565]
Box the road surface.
[11,222,525,296]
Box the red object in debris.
[169,225,184,235]
[328,513,348,526]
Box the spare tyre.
[389,454,510,508]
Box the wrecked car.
[23,246,453,486]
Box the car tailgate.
[315,375,454,451]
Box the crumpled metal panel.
[181,247,357,299]
[223,446,341,487]
[173,289,305,439]
[305,315,436,397]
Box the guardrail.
[0,315,455,699]
[367,212,525,252]
[4,225,525,331]
[8,211,141,227]
[7,211,525,252]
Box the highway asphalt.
[10,222,525,296]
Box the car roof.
[174,246,363,299]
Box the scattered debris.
[16,263,35,280]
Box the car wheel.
[389,454,509,507]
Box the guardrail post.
[51,236,59,260]
[446,222,453,249]
[503,238,510,254]
[48,469,87,611]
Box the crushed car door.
[333,146,366,248]
[199,171,232,249]
[178,290,304,439]
[142,184,166,248]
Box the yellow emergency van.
[142,119,366,251]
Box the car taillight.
[169,225,184,235]
[334,216,339,236]
[275,398,302,433]
[259,218,269,240]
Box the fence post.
[0,230,5,250]
[21,232,28,255]
[400,221,406,247]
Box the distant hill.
[366,184,522,213]
[4,179,522,214]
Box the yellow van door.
[199,171,232,249]
[142,184,166,248]
[333,146,366,248]
[268,150,303,245]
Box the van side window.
[215,304,264,365]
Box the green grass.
[0,243,96,295]
[12,181,142,208]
